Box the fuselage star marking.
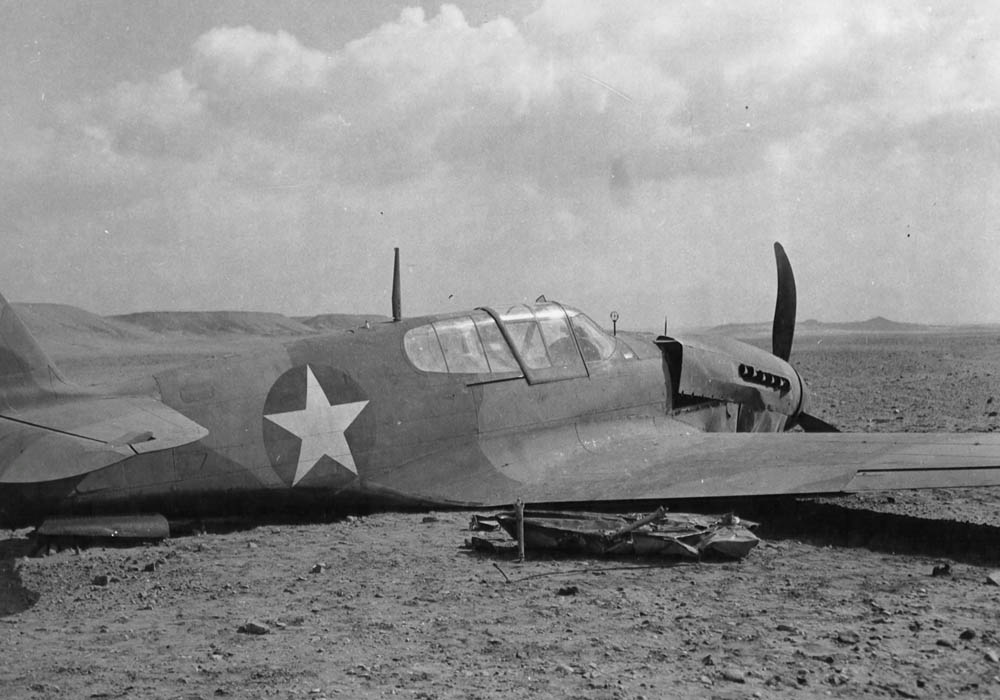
[263,365,369,485]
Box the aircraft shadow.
[749,499,1000,566]
[0,537,40,616]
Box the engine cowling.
[656,334,808,431]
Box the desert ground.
[2,307,1000,699]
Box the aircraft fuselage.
[0,302,800,527]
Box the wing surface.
[401,419,1000,505]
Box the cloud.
[58,3,1000,189]
[52,6,688,188]
[4,2,1000,324]
[192,26,333,96]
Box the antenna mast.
[392,248,402,322]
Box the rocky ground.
[2,325,1000,699]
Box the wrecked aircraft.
[2,244,1000,539]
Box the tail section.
[0,292,72,409]
[0,291,209,491]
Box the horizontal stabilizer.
[0,394,208,483]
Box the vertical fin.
[0,292,71,408]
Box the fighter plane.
[2,244,1000,538]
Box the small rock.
[310,563,326,574]
[92,575,111,587]
[931,563,951,577]
[936,638,955,649]
[556,663,575,674]
[776,623,798,633]
[721,668,746,683]
[237,621,271,635]
[421,516,439,523]
[142,562,156,572]
[247,542,258,550]
[556,585,579,596]
[986,571,1000,586]
[701,654,715,666]
[836,630,860,645]
[698,674,712,686]
[960,629,976,641]
[985,649,999,663]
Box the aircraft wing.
[0,395,208,484]
[518,427,1000,502]
[388,420,1000,505]
[609,431,1000,498]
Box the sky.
[2,1,999,329]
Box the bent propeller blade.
[772,242,796,362]
[796,411,840,433]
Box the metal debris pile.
[468,506,759,559]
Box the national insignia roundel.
[262,364,374,487]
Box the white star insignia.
[264,365,369,485]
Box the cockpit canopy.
[403,302,618,383]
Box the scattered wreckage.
[468,506,759,560]
[29,505,758,562]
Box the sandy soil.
[3,325,1000,699]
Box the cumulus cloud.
[55,2,1000,190]
[192,26,333,96]
[4,1,1000,324]
[55,5,683,189]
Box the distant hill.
[11,301,975,343]
[12,303,154,340]
[111,311,317,336]
[709,316,934,336]
[296,313,390,331]
[801,316,929,332]
[12,303,393,340]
